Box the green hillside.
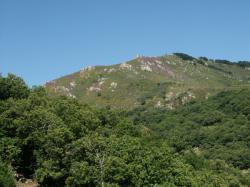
[45,53,250,109]
[128,89,250,170]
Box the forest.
[0,74,250,187]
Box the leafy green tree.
[0,74,29,100]
[0,159,15,187]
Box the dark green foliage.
[0,74,249,186]
[130,89,250,170]
[0,74,29,100]
[0,160,15,187]
[173,53,196,61]
[238,61,250,68]
[199,56,208,61]
[215,59,234,65]
[196,60,205,65]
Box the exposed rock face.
[110,82,117,89]
[98,77,107,85]
[80,66,95,76]
[166,61,176,65]
[55,86,76,98]
[164,90,196,109]
[155,100,162,108]
[70,81,76,88]
[141,64,152,72]
[45,80,56,86]
[137,56,175,77]
[109,82,118,92]
[165,91,174,102]
[165,103,174,110]
[137,56,162,64]
[68,93,76,98]
[89,86,101,92]
[120,63,132,70]
[181,91,196,104]
[56,86,69,92]
[88,77,108,92]
[104,68,116,73]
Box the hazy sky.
[1,0,250,86]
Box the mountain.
[45,53,250,109]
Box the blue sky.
[1,0,250,86]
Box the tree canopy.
[0,74,249,186]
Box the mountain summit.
[45,53,250,109]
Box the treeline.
[173,52,250,68]
[0,74,250,186]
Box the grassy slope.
[45,54,250,109]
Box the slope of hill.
[45,53,250,109]
[128,89,250,170]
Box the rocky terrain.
[45,53,250,109]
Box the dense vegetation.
[175,52,250,68]
[130,90,250,169]
[129,89,250,169]
[0,74,250,186]
[238,61,250,68]
[0,159,15,187]
[173,53,196,61]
